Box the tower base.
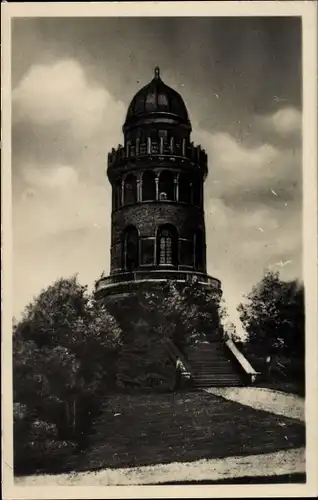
[94,272,249,392]
[94,274,258,390]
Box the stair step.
[188,354,230,358]
[193,378,242,382]
[193,368,238,371]
[190,362,232,366]
[194,381,241,384]
[190,362,231,365]
[193,377,241,380]
[185,341,243,388]
[193,385,242,388]
[194,372,237,376]
[194,382,241,385]
[194,377,240,381]
[194,376,239,379]
[192,370,234,373]
[193,368,234,371]
[191,366,233,369]
[191,365,232,368]
[194,376,237,378]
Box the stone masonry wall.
[110,202,207,272]
[111,203,205,243]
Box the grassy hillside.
[75,391,305,472]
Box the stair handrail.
[225,339,261,383]
[165,339,192,377]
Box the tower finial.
[154,66,160,79]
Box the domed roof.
[123,67,191,131]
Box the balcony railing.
[107,141,207,173]
[95,269,221,294]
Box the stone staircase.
[185,341,244,388]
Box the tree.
[15,275,91,348]
[110,280,223,391]
[13,276,123,473]
[170,279,223,345]
[111,280,223,347]
[237,270,305,360]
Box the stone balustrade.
[95,269,221,295]
[107,140,207,172]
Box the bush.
[13,276,123,474]
[238,271,304,359]
[117,322,176,392]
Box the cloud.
[11,60,302,340]
[204,192,301,337]
[12,58,126,317]
[23,164,79,190]
[192,111,302,336]
[193,124,301,210]
[12,59,126,139]
[14,163,111,239]
[194,111,302,270]
[256,106,302,143]
[269,107,302,135]
[13,162,112,317]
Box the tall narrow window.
[112,184,116,210]
[140,238,155,265]
[160,229,172,265]
[194,229,204,270]
[122,226,139,271]
[124,174,137,205]
[142,171,156,201]
[114,179,122,209]
[158,170,174,201]
[157,225,178,266]
[179,173,192,204]
[193,178,201,207]
[179,239,194,267]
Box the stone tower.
[95,67,221,299]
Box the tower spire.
[154,66,160,79]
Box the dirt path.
[15,447,305,486]
[203,387,305,422]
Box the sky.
[11,16,302,334]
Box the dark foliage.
[237,271,305,390]
[13,276,123,475]
[105,280,223,391]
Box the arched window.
[122,226,139,272]
[158,170,174,201]
[124,174,137,205]
[114,178,122,209]
[157,225,178,266]
[142,171,156,201]
[194,229,204,270]
[178,173,192,204]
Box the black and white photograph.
[2,1,317,497]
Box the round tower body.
[95,68,221,299]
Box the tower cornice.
[107,141,208,182]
